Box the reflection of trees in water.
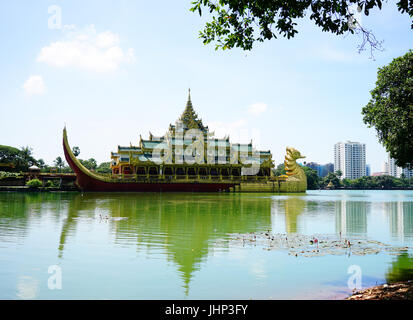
[0,193,29,240]
[386,253,413,283]
[335,201,368,236]
[58,193,82,259]
[387,202,413,239]
[0,192,68,242]
[61,193,273,295]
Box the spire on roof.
[184,88,193,113]
[179,89,207,132]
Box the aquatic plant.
[216,232,409,258]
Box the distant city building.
[305,162,322,176]
[366,164,371,177]
[387,153,413,178]
[321,163,334,178]
[400,167,413,179]
[388,155,398,177]
[305,162,334,178]
[334,141,366,180]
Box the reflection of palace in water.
[59,193,274,295]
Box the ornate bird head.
[286,147,305,160]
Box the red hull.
[63,128,236,192]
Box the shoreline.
[346,280,413,300]
[0,186,77,192]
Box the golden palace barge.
[63,90,307,192]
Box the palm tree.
[335,170,343,179]
[37,159,45,169]
[20,146,37,167]
[54,157,65,172]
[72,146,80,157]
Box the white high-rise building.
[334,141,366,179]
[387,153,413,178]
[382,162,389,175]
[388,155,398,177]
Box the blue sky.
[0,1,411,172]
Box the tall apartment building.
[382,161,389,175]
[334,141,366,180]
[388,155,398,177]
[387,153,413,178]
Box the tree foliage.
[54,157,65,172]
[322,171,341,188]
[26,179,42,189]
[317,171,413,189]
[79,158,97,170]
[272,163,286,176]
[302,166,320,189]
[72,146,80,157]
[362,50,413,169]
[96,162,112,174]
[0,145,37,171]
[191,0,413,53]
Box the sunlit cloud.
[208,119,247,138]
[247,102,268,115]
[23,75,46,95]
[37,25,135,72]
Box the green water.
[0,190,413,299]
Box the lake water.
[0,190,412,300]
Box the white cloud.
[62,24,76,31]
[23,75,46,95]
[208,119,247,136]
[208,118,253,142]
[96,31,120,48]
[37,25,135,72]
[208,118,263,146]
[247,102,267,115]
